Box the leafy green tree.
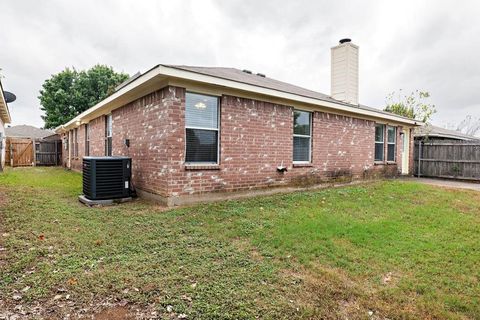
[384,89,436,123]
[39,65,129,129]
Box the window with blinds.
[293,110,312,163]
[387,126,396,161]
[185,92,219,164]
[375,124,385,161]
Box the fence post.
[10,141,13,167]
[32,139,36,167]
[418,141,422,177]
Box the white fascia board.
[55,64,420,133]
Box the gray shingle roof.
[415,125,479,141]
[164,65,417,122]
[5,125,54,139]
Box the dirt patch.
[231,238,264,262]
[280,263,371,319]
[0,299,161,320]
[279,264,419,319]
[451,196,480,215]
[93,306,134,320]
[381,271,402,287]
[0,191,7,207]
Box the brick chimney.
[331,38,359,105]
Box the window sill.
[185,164,220,170]
[293,163,313,168]
[374,161,397,165]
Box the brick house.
[56,40,421,206]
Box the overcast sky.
[1,0,479,129]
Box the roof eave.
[56,65,421,132]
[162,65,421,126]
[0,82,12,124]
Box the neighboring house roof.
[415,125,479,141]
[6,125,55,139]
[43,133,61,140]
[55,65,421,133]
[0,80,12,124]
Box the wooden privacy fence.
[6,137,62,167]
[35,140,62,166]
[6,138,34,167]
[414,141,480,181]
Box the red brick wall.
[88,116,106,157]
[167,88,402,197]
[62,116,106,171]
[168,94,295,196]
[62,85,407,202]
[111,86,180,197]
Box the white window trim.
[184,92,220,165]
[293,110,312,164]
[374,124,385,162]
[387,126,397,162]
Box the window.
[387,126,396,162]
[85,124,90,156]
[74,128,78,157]
[374,124,384,161]
[185,92,219,164]
[69,130,74,156]
[105,114,112,156]
[293,110,312,163]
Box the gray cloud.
[1,0,479,128]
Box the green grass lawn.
[0,167,479,319]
